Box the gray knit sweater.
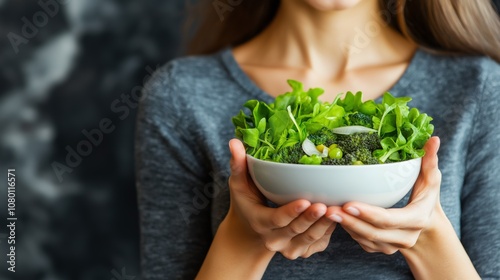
[135,48,500,279]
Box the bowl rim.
[246,154,422,168]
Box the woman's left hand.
[328,136,442,254]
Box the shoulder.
[415,50,500,89]
[399,51,499,144]
[140,50,233,112]
[403,50,500,112]
[138,49,254,131]
[168,54,227,77]
[145,51,229,94]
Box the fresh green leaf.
[232,81,433,164]
[269,110,292,141]
[257,118,267,134]
[238,128,260,148]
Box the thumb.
[421,136,440,175]
[410,136,441,202]
[229,139,266,203]
[229,139,247,174]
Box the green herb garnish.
[232,80,434,165]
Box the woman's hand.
[328,136,442,255]
[197,139,337,280]
[226,139,337,260]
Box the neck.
[239,0,415,78]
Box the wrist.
[221,208,275,257]
[197,209,275,280]
[400,205,480,280]
[401,204,447,257]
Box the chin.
[304,0,365,11]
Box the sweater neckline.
[219,47,423,102]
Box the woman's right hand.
[226,139,337,260]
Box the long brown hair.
[185,0,500,62]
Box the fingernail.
[328,214,343,223]
[346,207,360,216]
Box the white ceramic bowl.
[247,155,422,208]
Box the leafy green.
[231,80,434,164]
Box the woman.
[136,0,500,279]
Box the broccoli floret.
[345,112,373,128]
[330,133,382,165]
[273,142,305,164]
[352,147,380,164]
[336,132,381,153]
[307,127,337,146]
[276,130,382,165]
[321,153,357,165]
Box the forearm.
[196,212,275,280]
[400,206,480,280]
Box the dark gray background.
[0,1,498,280]
[0,1,186,279]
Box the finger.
[421,136,440,174]
[337,213,382,240]
[413,136,441,192]
[280,203,327,235]
[228,139,266,201]
[324,221,336,235]
[291,216,335,245]
[420,136,441,183]
[282,220,335,260]
[338,202,428,230]
[343,227,404,255]
[300,225,335,258]
[255,200,311,230]
[228,139,250,187]
[251,201,312,249]
[337,210,419,249]
[260,202,316,253]
[336,138,443,229]
[344,226,391,254]
[272,209,335,256]
[228,139,313,231]
[409,136,442,204]
[342,227,377,251]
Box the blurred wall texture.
[1,1,186,279]
[1,1,499,280]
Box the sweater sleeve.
[460,64,500,279]
[135,63,212,280]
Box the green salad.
[232,80,434,165]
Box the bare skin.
[197,0,480,279]
[328,137,479,279]
[197,139,337,280]
[233,0,416,101]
